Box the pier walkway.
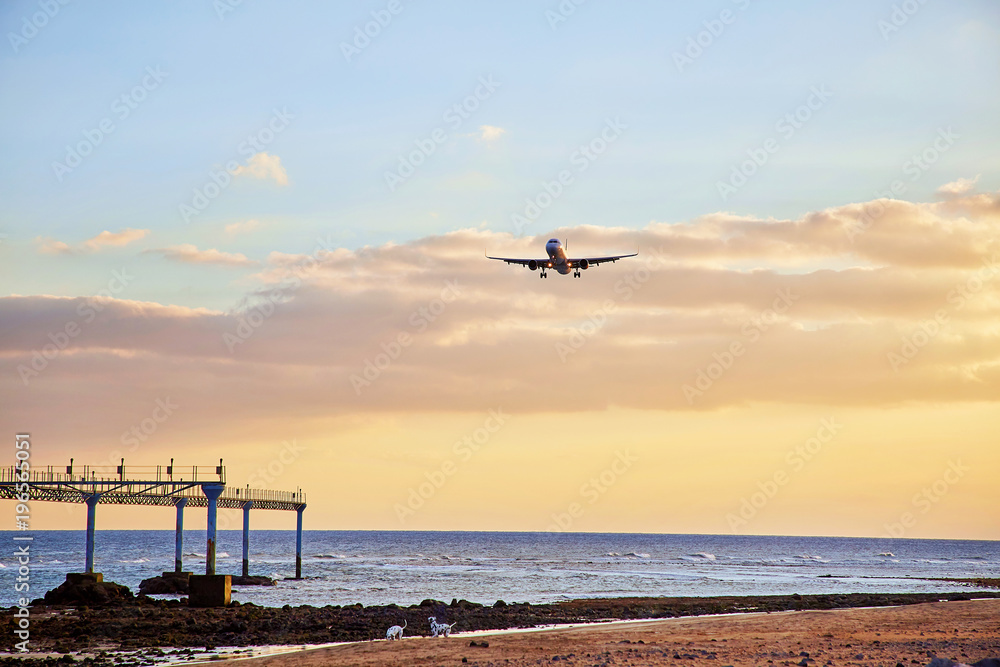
[0,460,307,579]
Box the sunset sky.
[1,1,998,539]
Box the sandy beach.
[243,599,1000,667]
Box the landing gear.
[573,271,581,278]
[540,271,548,279]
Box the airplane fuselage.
[545,239,571,274]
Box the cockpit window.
[547,238,560,243]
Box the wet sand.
[243,598,1000,667]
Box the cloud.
[36,237,73,254]
[233,152,288,186]
[148,244,259,267]
[4,187,999,426]
[224,219,262,236]
[35,228,150,255]
[82,228,150,251]
[937,175,980,197]
[477,125,505,144]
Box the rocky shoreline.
[5,586,1000,654]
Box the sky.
[1,1,998,539]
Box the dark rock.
[139,575,189,595]
[230,576,276,587]
[972,661,1000,667]
[494,599,507,607]
[42,578,134,606]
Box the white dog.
[385,620,406,641]
[428,616,456,637]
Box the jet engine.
[579,259,590,270]
[528,260,538,271]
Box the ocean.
[3,531,997,608]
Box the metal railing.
[1,463,225,484]
[1,464,305,507]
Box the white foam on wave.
[685,552,716,561]
[877,552,895,557]
[314,554,347,559]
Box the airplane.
[487,238,637,278]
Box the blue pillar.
[202,483,225,576]
[174,498,187,573]
[295,505,305,579]
[241,501,252,577]
[85,494,100,573]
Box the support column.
[85,494,100,573]
[241,501,252,577]
[295,505,305,580]
[202,483,225,576]
[174,498,187,573]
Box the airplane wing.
[567,252,638,268]
[485,255,551,267]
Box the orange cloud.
[36,228,150,255]
[148,244,258,267]
[4,188,999,420]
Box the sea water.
[2,531,996,608]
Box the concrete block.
[188,574,231,607]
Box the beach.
[242,598,1000,667]
[8,590,1000,655]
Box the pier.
[1,460,306,605]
